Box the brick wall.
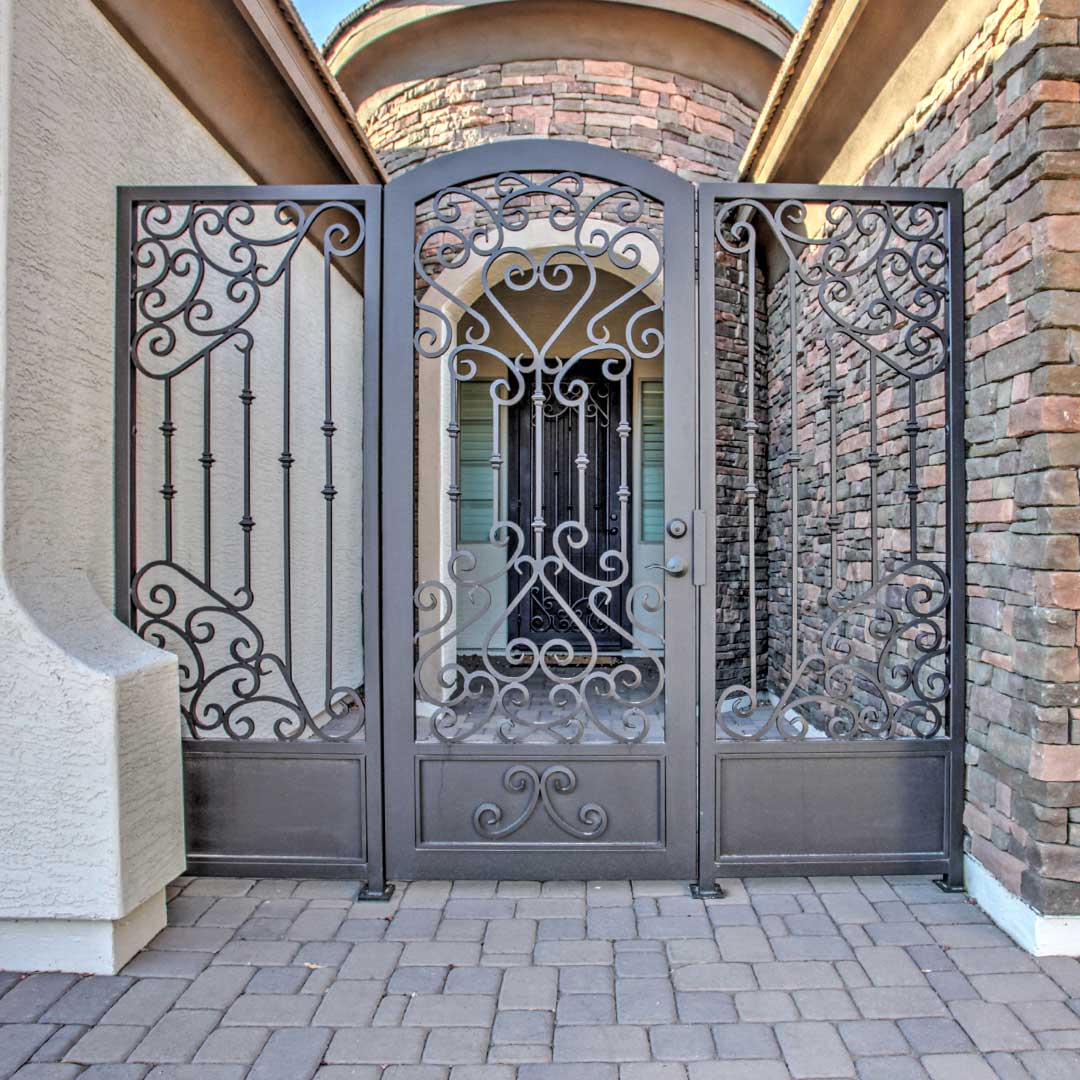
[361,60,757,180]
[864,0,1080,914]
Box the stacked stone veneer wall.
[360,60,757,180]
[862,0,1080,914]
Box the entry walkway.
[2,876,1079,1079]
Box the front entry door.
[382,141,698,879]
[508,368,630,651]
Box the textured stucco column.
[0,0,248,972]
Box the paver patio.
[2,875,1080,1079]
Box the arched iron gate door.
[381,141,700,880]
[116,147,965,887]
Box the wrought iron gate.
[116,186,387,889]
[117,148,965,886]
[697,184,965,887]
[381,142,699,879]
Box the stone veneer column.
[360,59,757,179]
[866,0,1080,950]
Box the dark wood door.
[508,368,630,650]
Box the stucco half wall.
[0,0,254,973]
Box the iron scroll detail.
[712,196,952,742]
[127,197,368,741]
[472,765,610,840]
[412,171,668,746]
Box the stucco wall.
[0,0,248,938]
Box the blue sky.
[295,0,812,49]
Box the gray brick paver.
[246,1027,333,1080]
[520,1067,617,1080]
[793,988,858,1021]
[64,1024,147,1065]
[337,941,403,979]
[621,1066,690,1080]
[854,1055,929,1078]
[403,994,496,1027]
[193,1026,270,1063]
[221,993,319,1027]
[446,968,503,996]
[0,976,79,1023]
[775,1021,855,1078]
[1,874,1062,1080]
[211,941,299,967]
[246,966,309,994]
[172,967,252,1011]
[675,991,737,1024]
[9,1063,86,1078]
[556,992,615,1025]
[968,973,1066,1003]
[499,966,557,1011]
[837,1020,908,1057]
[672,963,756,992]
[615,976,677,1023]
[491,1009,553,1044]
[0,1023,57,1075]
[949,1000,1040,1052]
[649,1025,716,1061]
[422,1027,490,1065]
[310,980,384,1027]
[76,1068,152,1079]
[128,1009,221,1063]
[558,967,613,994]
[28,1023,87,1064]
[850,987,948,1020]
[325,1027,427,1064]
[920,1054,997,1080]
[552,1024,650,1062]
[709,1023,781,1060]
[142,1065,247,1078]
[313,1068,382,1079]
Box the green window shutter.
[459,381,493,543]
[641,381,664,542]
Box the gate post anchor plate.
[934,876,965,894]
[356,882,396,902]
[689,881,725,900]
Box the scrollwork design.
[129,198,368,741]
[473,764,610,839]
[716,198,948,380]
[414,172,666,745]
[717,560,949,741]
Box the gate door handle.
[646,555,688,577]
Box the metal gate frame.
[115,185,387,891]
[114,164,966,889]
[696,183,966,890]
[380,141,700,882]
